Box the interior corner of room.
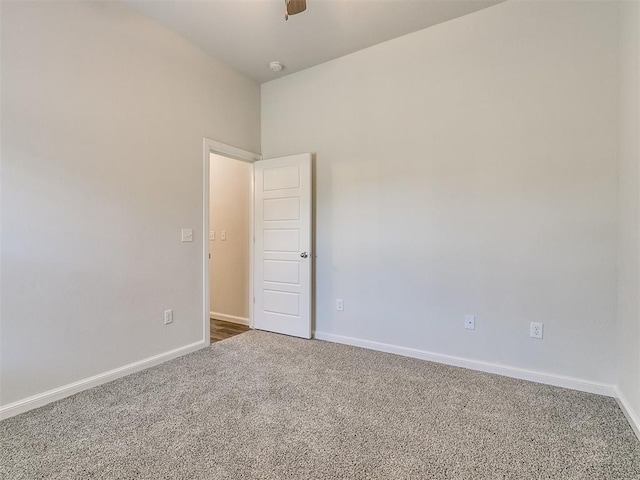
[0,0,639,451]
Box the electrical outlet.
[336,299,344,311]
[530,322,543,339]
[465,315,475,330]
[164,309,173,325]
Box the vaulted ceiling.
[124,0,504,83]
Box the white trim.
[0,340,207,420]
[615,389,640,441]
[313,331,616,397]
[203,138,261,340]
[206,139,262,163]
[249,161,256,329]
[210,311,250,326]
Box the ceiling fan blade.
[285,0,306,20]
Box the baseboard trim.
[210,311,249,326]
[615,389,640,441]
[313,331,616,397]
[0,340,207,420]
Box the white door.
[254,153,312,339]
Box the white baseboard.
[0,340,208,420]
[313,331,616,397]
[615,389,640,441]
[210,311,249,326]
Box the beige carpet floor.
[1,330,639,479]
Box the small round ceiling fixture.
[269,61,284,72]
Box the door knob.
[300,252,308,258]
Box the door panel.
[263,290,299,316]
[254,154,312,339]
[263,229,299,251]
[263,260,299,284]
[264,165,300,190]
[263,198,300,220]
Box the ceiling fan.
[285,0,306,20]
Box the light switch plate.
[221,230,226,241]
[209,231,215,241]
[182,229,193,242]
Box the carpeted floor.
[1,331,639,479]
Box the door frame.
[202,138,262,345]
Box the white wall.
[262,1,619,385]
[0,1,260,406]
[617,0,640,430]
[209,154,251,321]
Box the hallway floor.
[210,318,250,343]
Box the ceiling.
[124,0,504,84]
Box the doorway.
[202,139,314,343]
[209,153,252,342]
[203,139,261,345]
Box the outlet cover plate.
[530,322,543,339]
[465,315,475,330]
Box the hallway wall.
[209,154,252,323]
